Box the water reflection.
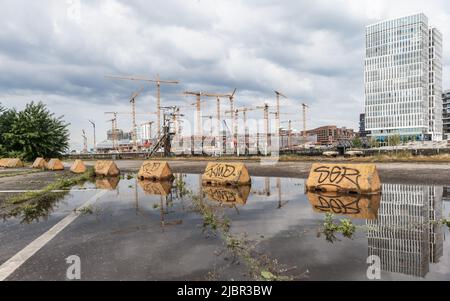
[138,179,174,196]
[96,177,120,190]
[367,184,444,277]
[307,192,381,220]
[202,185,251,206]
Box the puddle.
[1,173,449,281]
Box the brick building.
[304,126,356,145]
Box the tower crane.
[105,74,180,136]
[274,91,287,136]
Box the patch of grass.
[6,168,95,205]
[442,217,450,228]
[76,205,95,215]
[126,174,134,180]
[0,169,43,178]
[319,213,357,243]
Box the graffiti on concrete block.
[314,165,361,190]
[204,164,237,179]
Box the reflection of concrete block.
[307,192,381,220]
[306,163,381,194]
[96,177,120,190]
[202,162,251,186]
[94,161,120,177]
[46,159,65,171]
[203,185,251,206]
[70,160,87,174]
[32,158,47,169]
[137,161,173,181]
[138,179,174,196]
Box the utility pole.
[105,74,180,137]
[88,120,96,152]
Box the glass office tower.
[365,14,443,142]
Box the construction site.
[75,74,355,158]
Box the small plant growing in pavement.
[319,213,357,243]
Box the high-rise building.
[365,14,443,142]
[442,90,450,139]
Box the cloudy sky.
[1,0,449,150]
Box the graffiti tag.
[143,162,161,173]
[204,164,236,179]
[314,196,361,215]
[314,166,361,190]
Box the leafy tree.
[352,137,362,148]
[1,101,70,161]
[0,103,16,157]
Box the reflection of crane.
[82,129,88,153]
[129,86,145,151]
[275,91,288,136]
[105,74,180,136]
[302,103,309,138]
[88,120,96,152]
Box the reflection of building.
[303,126,356,145]
[367,184,443,277]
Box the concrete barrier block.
[32,158,47,169]
[307,192,381,220]
[306,163,381,194]
[70,160,87,174]
[137,161,173,181]
[5,158,24,168]
[46,158,65,171]
[94,161,120,177]
[0,158,11,167]
[202,162,251,186]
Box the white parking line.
[0,189,102,193]
[0,190,108,281]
